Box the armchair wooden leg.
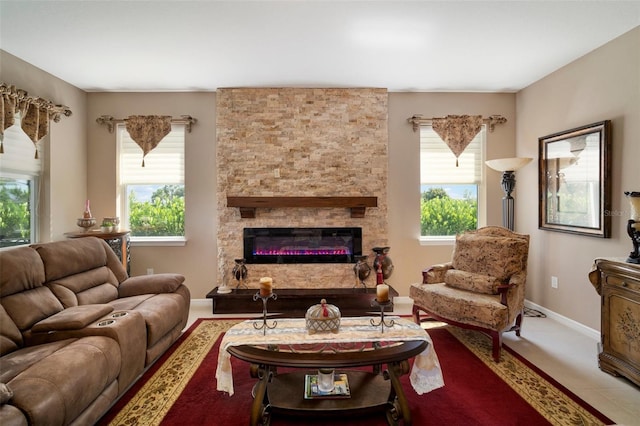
[515,312,523,337]
[412,305,421,324]
[491,331,502,362]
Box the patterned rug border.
[105,318,613,426]
[107,318,244,426]
[446,327,613,426]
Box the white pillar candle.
[259,277,273,297]
[376,284,389,303]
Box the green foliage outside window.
[0,179,31,247]
[128,185,185,237]
[421,187,477,236]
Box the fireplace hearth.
[243,227,362,264]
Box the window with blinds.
[118,123,185,239]
[420,125,485,239]
[0,113,41,247]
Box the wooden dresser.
[589,258,640,386]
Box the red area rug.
[98,318,613,425]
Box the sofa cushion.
[118,274,185,298]
[47,267,120,307]
[0,339,76,384]
[444,269,504,295]
[31,304,114,333]
[0,246,45,297]
[0,305,23,356]
[7,336,120,426]
[33,237,110,282]
[452,234,528,280]
[2,286,64,332]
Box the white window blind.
[420,125,485,185]
[0,113,42,175]
[118,123,185,185]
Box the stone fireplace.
[216,88,388,290]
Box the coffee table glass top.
[216,316,444,396]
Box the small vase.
[232,258,248,288]
[353,255,371,288]
[372,247,394,282]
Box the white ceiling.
[1,1,639,92]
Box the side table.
[65,229,131,274]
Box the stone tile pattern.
[217,88,389,290]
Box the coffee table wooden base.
[248,362,412,426]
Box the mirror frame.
[538,120,612,238]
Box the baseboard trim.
[524,300,600,341]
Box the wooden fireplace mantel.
[227,196,378,218]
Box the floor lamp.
[485,157,533,231]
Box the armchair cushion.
[452,234,528,281]
[444,270,505,295]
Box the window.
[0,114,40,248]
[118,123,185,242]
[420,125,486,240]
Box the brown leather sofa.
[0,237,190,425]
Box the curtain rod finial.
[96,115,115,133]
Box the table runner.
[216,316,444,396]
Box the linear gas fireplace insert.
[243,227,362,264]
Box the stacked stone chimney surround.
[216,88,389,290]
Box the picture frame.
[538,120,611,238]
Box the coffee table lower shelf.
[267,371,390,416]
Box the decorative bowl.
[77,217,96,232]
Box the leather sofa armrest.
[118,273,185,298]
[422,262,454,284]
[31,304,114,332]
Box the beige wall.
[86,92,217,298]
[1,51,87,242]
[516,27,640,330]
[387,92,517,296]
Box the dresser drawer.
[605,273,640,292]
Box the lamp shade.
[485,157,533,172]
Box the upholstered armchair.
[410,226,530,362]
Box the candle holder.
[370,299,395,333]
[253,291,277,335]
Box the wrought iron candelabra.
[253,292,277,335]
[370,299,395,333]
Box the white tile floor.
[187,298,640,426]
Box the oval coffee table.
[227,339,428,426]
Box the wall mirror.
[539,120,611,237]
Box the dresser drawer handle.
[621,281,628,287]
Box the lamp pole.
[500,170,517,231]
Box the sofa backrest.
[0,246,62,355]
[32,237,128,308]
